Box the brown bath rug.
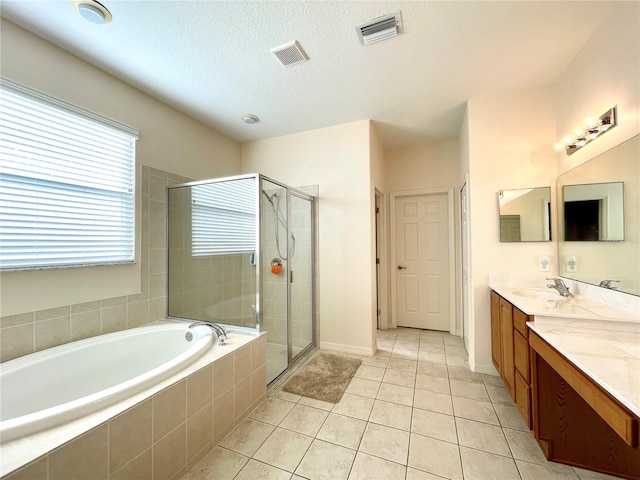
[282,353,361,403]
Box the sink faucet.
[598,279,620,290]
[188,321,228,345]
[546,278,573,298]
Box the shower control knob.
[397,266,407,270]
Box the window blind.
[191,178,256,256]
[0,79,138,270]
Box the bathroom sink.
[510,288,564,300]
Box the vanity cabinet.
[490,290,533,428]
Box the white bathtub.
[0,322,216,444]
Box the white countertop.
[489,278,640,418]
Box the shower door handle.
[397,266,407,270]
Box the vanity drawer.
[513,308,530,337]
[514,330,530,383]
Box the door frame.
[390,187,456,333]
[375,189,389,329]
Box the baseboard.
[319,341,376,357]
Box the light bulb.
[563,135,576,146]
[584,117,598,129]
[553,142,565,152]
[573,128,585,138]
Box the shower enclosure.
[167,174,315,383]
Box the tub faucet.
[188,321,227,345]
[546,278,573,298]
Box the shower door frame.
[258,174,316,375]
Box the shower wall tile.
[0,324,34,363]
[70,310,102,342]
[34,317,70,352]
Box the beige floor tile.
[361,354,390,369]
[413,389,453,415]
[253,428,313,472]
[249,398,296,425]
[219,418,275,456]
[452,396,499,425]
[234,459,292,480]
[415,373,450,394]
[392,348,419,361]
[443,336,465,347]
[493,404,529,431]
[359,423,410,465]
[418,343,445,354]
[416,361,449,378]
[280,404,330,437]
[460,446,521,480]
[486,385,515,406]
[377,338,395,349]
[482,374,505,387]
[332,393,375,420]
[573,466,626,480]
[406,467,451,479]
[355,364,386,382]
[376,383,414,407]
[408,433,462,480]
[345,377,381,398]
[316,413,367,450]
[298,396,335,411]
[450,379,490,402]
[455,417,511,457]
[411,408,457,444]
[445,355,468,367]
[516,460,580,480]
[382,368,416,388]
[444,345,468,357]
[420,337,444,346]
[504,428,547,464]
[295,439,356,480]
[190,446,248,480]
[418,351,446,364]
[387,357,418,372]
[447,366,484,384]
[369,399,412,431]
[395,339,420,351]
[348,452,406,480]
[272,388,302,403]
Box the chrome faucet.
[188,321,228,345]
[599,279,620,290]
[546,278,573,298]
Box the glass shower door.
[290,193,314,360]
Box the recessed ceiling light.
[71,0,112,25]
[240,114,260,125]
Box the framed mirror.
[557,134,639,296]
[498,187,551,242]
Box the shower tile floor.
[184,328,621,480]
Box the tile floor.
[184,328,623,480]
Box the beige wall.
[0,20,241,316]
[466,88,558,373]
[242,120,376,355]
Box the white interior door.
[395,193,450,330]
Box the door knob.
[397,266,407,270]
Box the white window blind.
[191,177,256,256]
[0,78,138,270]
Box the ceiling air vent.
[270,40,309,68]
[356,11,402,46]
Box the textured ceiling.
[0,1,616,149]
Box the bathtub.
[0,322,216,444]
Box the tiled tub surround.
[1,330,267,479]
[0,166,192,364]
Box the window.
[0,78,138,270]
[191,177,256,256]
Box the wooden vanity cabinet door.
[499,297,515,398]
[514,330,530,383]
[515,370,532,428]
[513,308,530,338]
[490,291,502,372]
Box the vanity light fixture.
[71,0,112,24]
[554,106,617,155]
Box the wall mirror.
[557,134,639,296]
[498,187,551,242]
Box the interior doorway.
[390,188,455,332]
